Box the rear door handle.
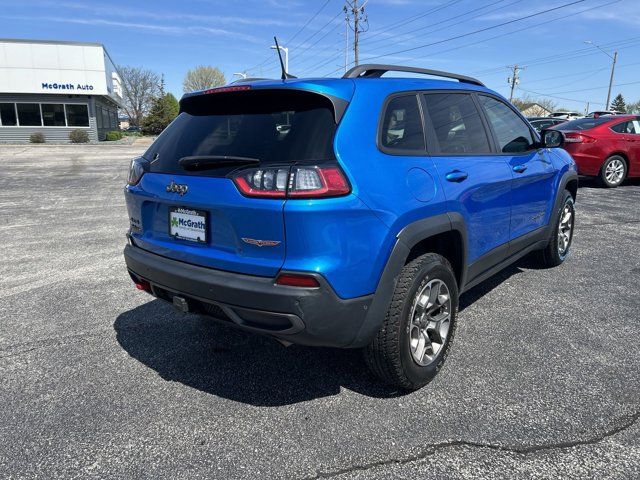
[513,164,528,173]
[445,170,468,182]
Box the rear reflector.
[275,273,320,288]
[135,279,151,291]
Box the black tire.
[599,155,627,188]
[537,190,575,268]
[364,253,458,390]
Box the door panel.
[422,92,512,265]
[477,95,557,242]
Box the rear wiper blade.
[178,155,260,170]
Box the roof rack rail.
[342,64,484,87]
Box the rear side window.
[611,120,640,134]
[145,89,338,175]
[380,95,425,152]
[478,96,535,153]
[423,93,490,154]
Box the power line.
[322,0,592,77]
[244,0,333,74]
[362,0,517,51]
[364,0,463,42]
[353,0,587,64]
[287,0,333,45]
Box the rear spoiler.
[179,86,349,124]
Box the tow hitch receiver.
[172,296,189,314]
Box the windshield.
[554,117,612,131]
[144,89,338,176]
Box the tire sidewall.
[601,156,626,187]
[398,260,458,387]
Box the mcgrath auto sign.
[41,82,94,91]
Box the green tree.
[610,93,626,113]
[141,93,179,135]
[625,100,640,114]
[183,65,226,93]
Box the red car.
[552,115,640,187]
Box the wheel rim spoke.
[557,203,573,256]
[409,279,452,366]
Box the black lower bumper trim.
[124,245,373,347]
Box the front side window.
[66,104,89,127]
[423,93,490,154]
[42,104,66,126]
[17,103,42,126]
[380,95,425,152]
[478,96,535,153]
[0,103,17,126]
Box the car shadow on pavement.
[114,300,402,406]
[578,176,640,189]
[114,256,534,406]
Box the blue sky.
[1,0,639,111]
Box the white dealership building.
[0,39,123,142]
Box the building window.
[42,104,67,127]
[17,103,42,126]
[66,104,90,127]
[0,103,17,126]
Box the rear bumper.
[564,149,603,176]
[124,244,373,348]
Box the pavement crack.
[304,410,640,479]
[0,330,109,359]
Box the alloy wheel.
[408,279,451,366]
[557,202,574,257]
[605,159,625,185]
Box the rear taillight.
[233,168,289,198]
[564,133,596,144]
[232,166,350,199]
[127,157,148,186]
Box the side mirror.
[542,129,564,148]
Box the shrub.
[69,130,89,143]
[29,132,45,143]
[105,130,123,141]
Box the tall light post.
[233,72,248,80]
[584,40,618,109]
[270,44,289,74]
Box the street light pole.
[584,41,617,109]
[270,45,289,74]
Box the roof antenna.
[273,36,296,80]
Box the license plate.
[169,207,207,243]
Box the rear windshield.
[144,89,338,175]
[555,117,612,131]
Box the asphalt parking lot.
[0,144,639,479]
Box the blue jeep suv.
[124,64,577,390]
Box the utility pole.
[584,41,617,109]
[606,51,618,109]
[344,1,368,66]
[344,9,349,73]
[507,65,522,102]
